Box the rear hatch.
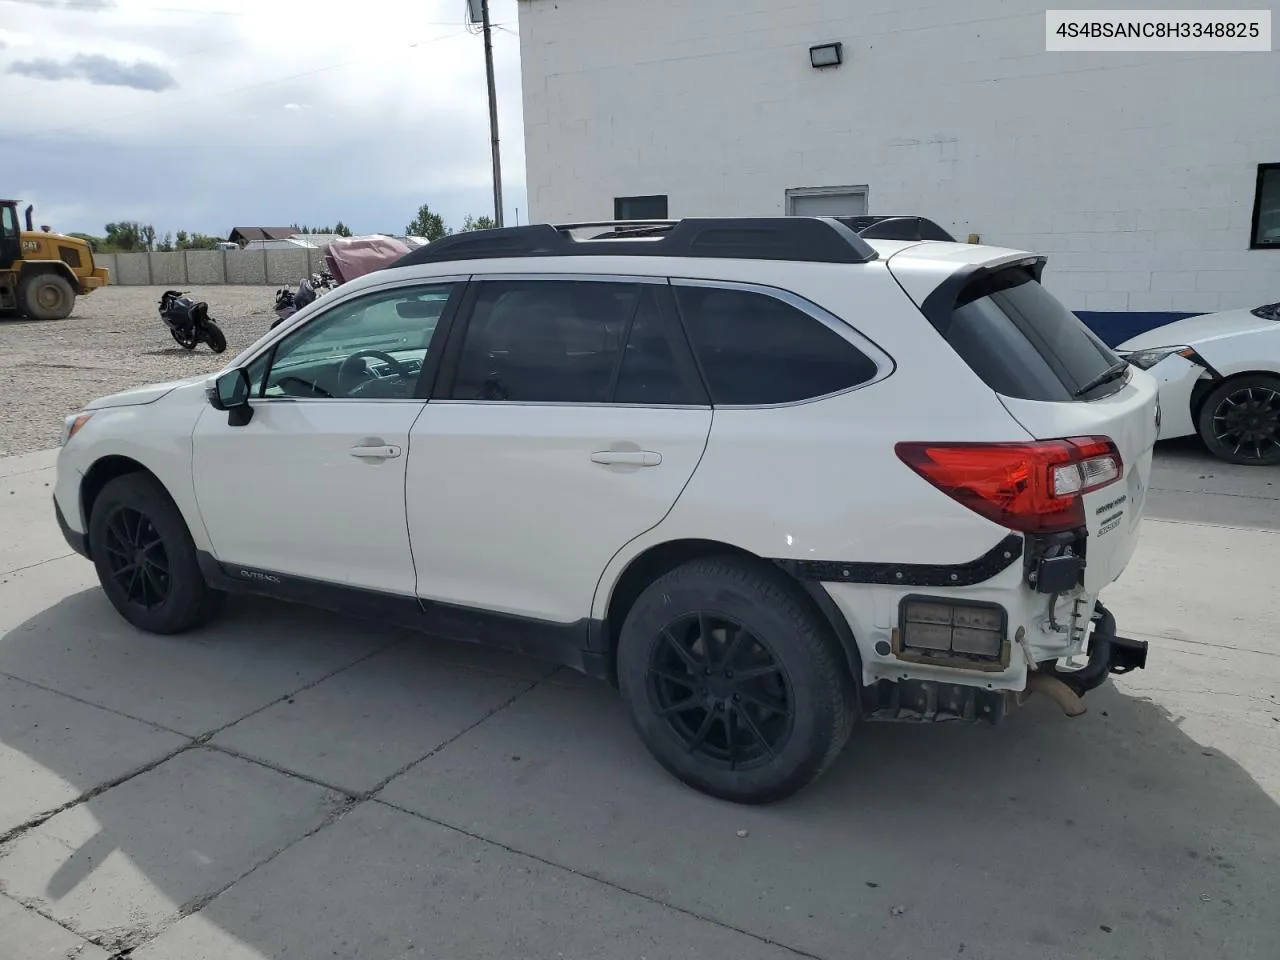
[891,250,1159,592]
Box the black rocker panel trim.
[196,553,610,680]
[770,534,1024,587]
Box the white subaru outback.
[54,217,1159,804]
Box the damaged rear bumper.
[1039,600,1148,696]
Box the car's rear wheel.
[1196,374,1280,466]
[616,556,854,804]
[89,473,225,633]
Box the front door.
[407,276,713,623]
[191,279,462,595]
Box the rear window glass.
[941,267,1123,402]
[673,285,880,405]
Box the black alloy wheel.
[89,473,225,633]
[616,556,854,804]
[648,612,793,769]
[1198,374,1280,466]
[101,505,172,609]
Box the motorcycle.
[270,276,322,330]
[158,290,227,353]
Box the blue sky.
[0,0,526,239]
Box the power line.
[22,30,470,138]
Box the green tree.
[103,221,144,252]
[67,232,102,251]
[461,214,497,232]
[333,220,353,237]
[156,231,174,253]
[405,204,451,241]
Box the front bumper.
[79,268,110,294]
[54,496,90,559]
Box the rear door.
[903,258,1159,591]
[406,275,712,623]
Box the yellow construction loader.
[0,199,109,320]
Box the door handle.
[590,450,662,467]
[349,443,402,460]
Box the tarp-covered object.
[323,235,415,283]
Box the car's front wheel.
[89,473,225,633]
[1196,373,1280,466]
[616,556,855,804]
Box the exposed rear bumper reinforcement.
[1041,600,1148,697]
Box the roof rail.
[391,217,880,268]
[838,216,957,242]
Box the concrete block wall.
[89,249,332,287]
[186,250,226,284]
[266,249,311,286]
[519,0,1280,330]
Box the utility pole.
[481,0,504,227]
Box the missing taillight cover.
[895,436,1123,534]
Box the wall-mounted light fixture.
[809,41,843,69]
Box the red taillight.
[895,437,1123,534]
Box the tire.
[17,272,75,321]
[616,556,855,804]
[88,473,226,634]
[203,320,227,353]
[170,327,198,350]
[1196,373,1280,466]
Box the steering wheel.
[335,350,411,395]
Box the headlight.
[62,413,93,444]
[1118,345,1193,370]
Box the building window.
[1252,164,1280,249]
[785,186,868,218]
[614,195,668,220]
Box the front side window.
[1252,163,1280,249]
[448,279,699,405]
[0,205,16,238]
[673,284,881,405]
[251,283,455,400]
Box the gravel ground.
[0,285,280,456]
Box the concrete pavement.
[1,442,1277,960]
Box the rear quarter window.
[673,284,881,405]
[932,265,1125,402]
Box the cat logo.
[21,239,39,252]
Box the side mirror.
[207,368,254,426]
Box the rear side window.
[673,285,880,405]
[940,267,1124,402]
[447,279,702,405]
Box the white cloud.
[0,0,526,238]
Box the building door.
[785,187,868,217]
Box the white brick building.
[517,0,1280,342]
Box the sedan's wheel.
[89,473,225,633]
[1197,374,1280,466]
[617,557,854,804]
